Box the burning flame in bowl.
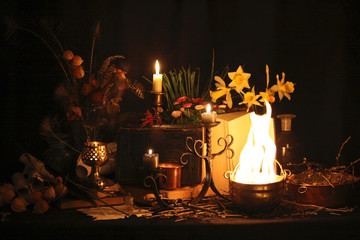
[226,101,285,211]
[231,100,284,184]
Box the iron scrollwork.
[180,122,234,204]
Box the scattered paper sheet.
[77,205,152,220]
[77,195,151,221]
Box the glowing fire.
[232,100,282,184]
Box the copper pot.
[287,182,355,207]
[158,162,183,190]
[229,177,285,212]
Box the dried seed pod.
[90,77,98,87]
[54,184,68,198]
[11,172,29,198]
[81,83,92,96]
[42,186,56,201]
[90,89,103,104]
[71,55,83,67]
[10,197,29,213]
[3,183,15,192]
[33,200,49,214]
[63,50,74,61]
[54,176,63,185]
[73,66,85,79]
[0,185,16,203]
[26,191,42,204]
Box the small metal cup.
[81,141,109,189]
[158,163,183,190]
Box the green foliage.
[162,66,201,109]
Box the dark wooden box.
[115,125,204,187]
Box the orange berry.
[62,50,74,61]
[71,55,84,67]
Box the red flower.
[192,98,203,104]
[177,96,187,103]
[182,103,192,108]
[141,108,162,127]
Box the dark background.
[0,0,360,181]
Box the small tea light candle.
[143,149,159,171]
[201,104,217,123]
[153,60,163,93]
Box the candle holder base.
[150,91,166,119]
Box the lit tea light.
[201,104,217,123]
[153,60,163,93]
[143,149,159,171]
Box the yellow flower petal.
[284,81,295,93]
[210,89,229,102]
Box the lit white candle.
[143,149,159,171]
[201,104,217,123]
[153,60,163,93]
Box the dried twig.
[342,158,360,172]
[336,136,351,166]
[320,174,335,188]
[283,200,354,214]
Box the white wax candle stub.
[153,60,163,93]
[201,111,217,123]
[201,104,217,123]
[143,149,159,170]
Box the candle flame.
[206,104,211,113]
[148,149,153,155]
[155,60,160,75]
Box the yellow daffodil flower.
[228,66,251,93]
[269,72,295,100]
[259,88,276,103]
[210,76,233,108]
[239,87,261,111]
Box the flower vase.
[83,105,104,141]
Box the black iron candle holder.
[142,121,233,210]
[143,170,171,209]
[180,121,234,204]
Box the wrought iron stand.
[143,91,234,208]
[180,122,234,204]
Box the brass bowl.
[229,177,285,212]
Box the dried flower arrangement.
[5,19,147,177]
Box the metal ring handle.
[298,185,308,194]
[224,171,232,179]
[283,169,292,177]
